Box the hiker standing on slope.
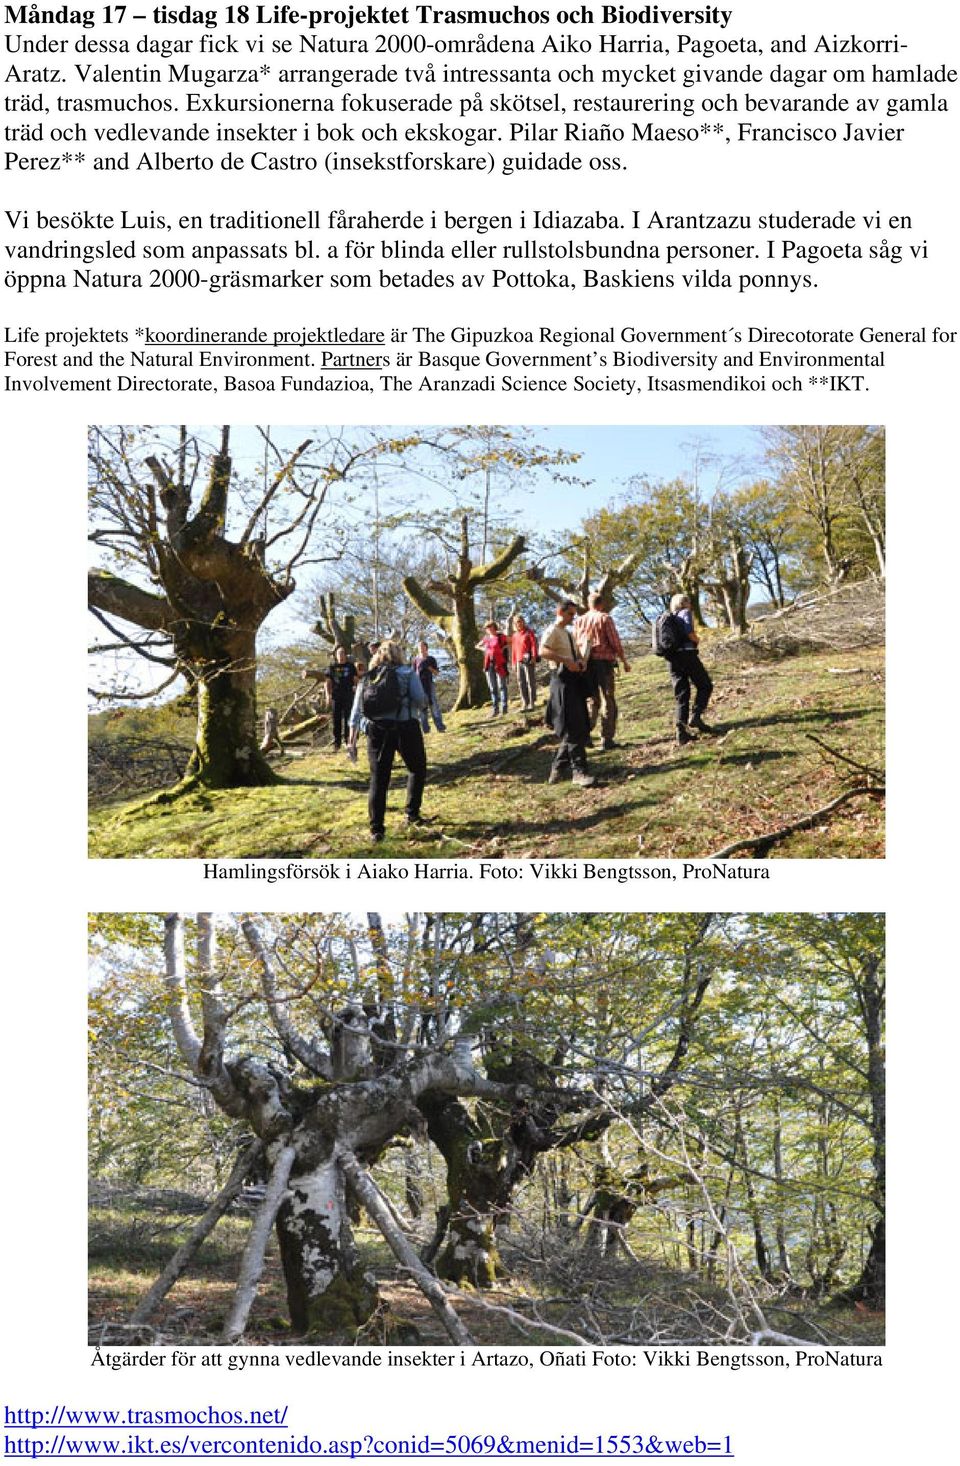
[324,644,358,753]
[575,592,631,750]
[511,614,540,711]
[540,601,596,788]
[348,641,428,843]
[654,594,715,746]
[477,621,511,717]
[413,638,446,733]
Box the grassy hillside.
[89,641,884,860]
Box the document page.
[2,0,954,1462]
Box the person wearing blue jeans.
[413,639,445,732]
[478,622,509,716]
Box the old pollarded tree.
[87,426,418,792]
[145,912,559,1340]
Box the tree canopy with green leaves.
[89,911,884,1344]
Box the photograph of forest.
[89,912,885,1348]
[88,424,884,859]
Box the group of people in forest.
[476,614,541,715]
[313,596,714,842]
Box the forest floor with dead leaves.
[89,1187,885,1351]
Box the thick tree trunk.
[420,1098,510,1288]
[185,628,279,788]
[274,1158,377,1334]
[438,1208,503,1288]
[403,518,526,711]
[90,433,298,795]
[583,1164,636,1259]
[450,589,487,710]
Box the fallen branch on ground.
[435,831,475,850]
[707,786,884,859]
[281,713,328,743]
[440,1286,594,1346]
[805,732,883,784]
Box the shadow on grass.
[712,748,794,768]
[728,705,873,734]
[407,799,636,843]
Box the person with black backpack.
[347,640,428,843]
[653,594,715,746]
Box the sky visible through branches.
[87,424,762,701]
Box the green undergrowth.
[88,1187,885,1348]
[89,646,884,860]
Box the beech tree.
[761,425,885,584]
[153,911,528,1337]
[765,913,886,1308]
[419,912,721,1286]
[400,428,582,707]
[576,478,709,628]
[402,517,527,708]
[732,479,811,608]
[91,912,727,1333]
[90,912,885,1342]
[88,426,418,791]
[699,494,754,636]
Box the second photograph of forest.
[89,911,885,1350]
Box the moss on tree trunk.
[437,1210,502,1288]
[449,591,488,711]
[274,1162,377,1336]
[421,1097,516,1289]
[185,629,280,788]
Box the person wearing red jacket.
[510,614,540,710]
[477,621,510,717]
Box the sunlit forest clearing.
[88,425,884,859]
[90,618,883,859]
